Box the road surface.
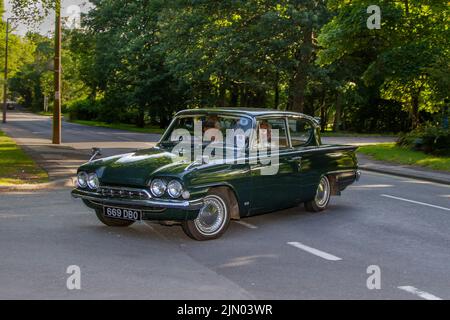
[0,111,448,299]
[0,172,449,299]
[0,111,161,180]
[1,111,161,156]
[2,110,395,156]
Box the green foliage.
[9,0,57,25]
[6,0,450,133]
[8,34,53,111]
[318,0,449,129]
[0,130,48,185]
[67,98,102,121]
[397,126,450,155]
[359,143,450,172]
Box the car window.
[163,115,253,148]
[253,117,289,150]
[288,118,313,147]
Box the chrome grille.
[99,186,151,200]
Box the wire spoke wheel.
[194,195,226,235]
[182,189,232,241]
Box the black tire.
[94,209,135,227]
[182,189,231,241]
[305,175,331,212]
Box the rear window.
[288,118,313,147]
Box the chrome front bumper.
[71,188,204,211]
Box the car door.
[287,116,319,201]
[249,117,297,214]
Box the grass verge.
[0,130,49,185]
[68,119,165,134]
[321,131,398,137]
[358,143,450,172]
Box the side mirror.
[89,147,102,162]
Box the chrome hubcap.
[315,177,330,207]
[194,195,226,235]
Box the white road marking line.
[235,220,258,229]
[398,286,442,300]
[381,194,450,212]
[287,242,342,261]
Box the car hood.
[89,148,191,187]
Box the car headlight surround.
[167,180,183,198]
[87,173,99,189]
[150,178,167,197]
[77,171,88,188]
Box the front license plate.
[103,206,142,222]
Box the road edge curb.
[0,178,74,193]
[360,166,450,185]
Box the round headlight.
[77,172,88,188]
[87,173,99,189]
[150,179,167,197]
[167,180,183,198]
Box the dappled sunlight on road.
[218,255,278,268]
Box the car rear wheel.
[94,209,135,227]
[182,189,231,241]
[305,175,331,212]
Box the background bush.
[68,98,142,125]
[397,126,450,155]
[67,99,102,121]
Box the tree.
[9,34,53,110]
[318,0,449,130]
[10,0,62,143]
[76,0,185,126]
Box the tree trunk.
[218,83,226,108]
[411,94,420,129]
[291,71,306,113]
[137,107,145,128]
[333,92,342,132]
[230,83,238,107]
[89,88,97,101]
[240,87,248,108]
[255,90,266,107]
[274,72,279,109]
[320,97,326,132]
[290,27,313,113]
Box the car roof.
[176,107,314,119]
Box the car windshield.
[160,114,253,149]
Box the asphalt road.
[0,111,163,181]
[0,172,449,299]
[2,110,395,156]
[1,111,161,157]
[0,111,448,299]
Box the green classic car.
[72,108,360,240]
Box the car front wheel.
[182,189,231,241]
[305,175,331,212]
